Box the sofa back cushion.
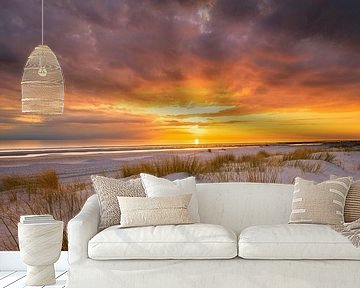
[195,182,294,234]
[90,181,296,234]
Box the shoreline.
[0,140,359,159]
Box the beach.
[0,142,359,184]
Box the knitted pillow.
[91,175,146,229]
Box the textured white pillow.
[140,173,200,222]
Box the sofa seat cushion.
[89,223,237,260]
[238,224,360,260]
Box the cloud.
[0,0,359,143]
[258,0,360,50]
[216,0,259,21]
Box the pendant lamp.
[21,0,64,114]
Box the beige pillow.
[330,175,360,223]
[91,175,146,229]
[289,177,352,225]
[345,181,360,222]
[118,194,193,228]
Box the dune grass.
[1,170,60,202]
[203,166,279,183]
[2,169,59,191]
[207,153,236,170]
[120,148,333,183]
[121,150,280,183]
[313,152,337,163]
[283,149,313,161]
[121,151,274,178]
[286,160,323,174]
[282,148,336,164]
[237,150,273,168]
[121,155,204,178]
[0,170,91,251]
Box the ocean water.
[0,139,329,159]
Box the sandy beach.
[0,142,359,184]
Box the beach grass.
[1,169,59,196]
[121,155,204,178]
[206,153,236,170]
[120,148,334,183]
[282,148,336,163]
[0,170,91,251]
[237,150,272,168]
[121,151,274,178]
[286,160,323,174]
[121,150,280,182]
[201,166,279,183]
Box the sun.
[194,138,200,145]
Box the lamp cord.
[42,0,44,45]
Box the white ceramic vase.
[18,221,63,286]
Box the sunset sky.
[0,0,359,147]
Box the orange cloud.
[0,1,359,146]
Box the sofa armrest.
[67,194,100,264]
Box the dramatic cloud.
[0,0,359,146]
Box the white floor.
[0,271,67,288]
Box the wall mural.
[0,0,359,250]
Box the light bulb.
[38,66,47,77]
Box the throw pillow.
[289,177,352,225]
[118,194,194,228]
[330,175,360,223]
[140,173,200,222]
[91,175,146,229]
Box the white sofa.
[66,182,360,288]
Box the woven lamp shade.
[21,45,64,114]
